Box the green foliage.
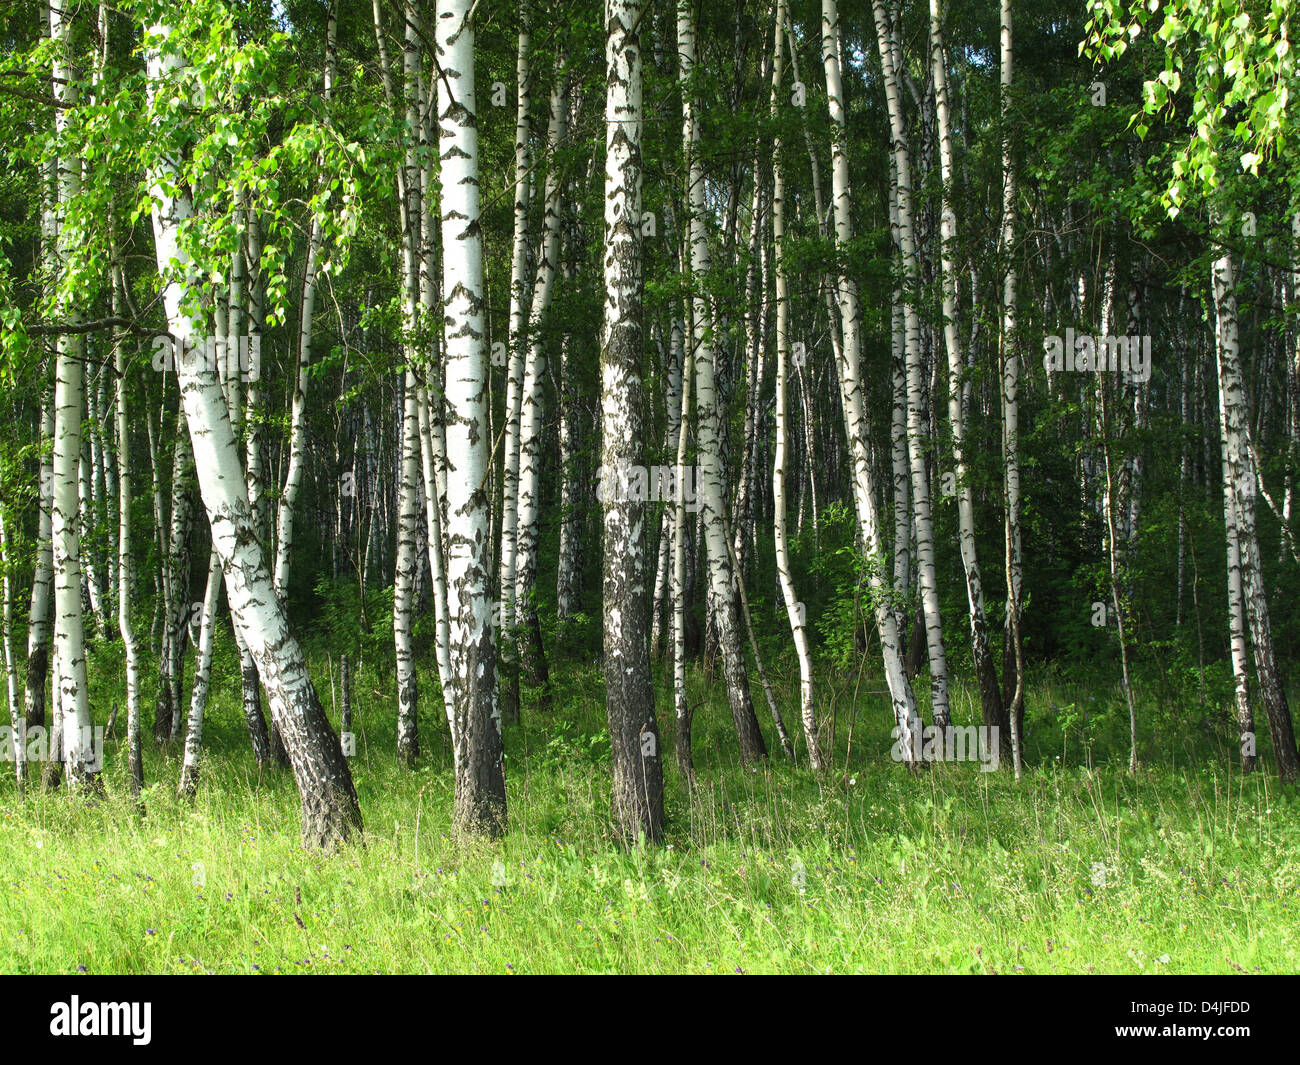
[1084,0,1300,215]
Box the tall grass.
[1,632,1296,974]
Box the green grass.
[2,635,1298,974]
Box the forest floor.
[2,636,1297,974]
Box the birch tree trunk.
[223,186,272,771]
[651,318,685,658]
[145,20,362,847]
[514,65,568,711]
[679,0,767,763]
[672,319,694,783]
[771,0,821,771]
[1212,246,1300,782]
[929,0,1004,743]
[49,0,99,791]
[999,0,1026,777]
[417,383,453,711]
[114,272,144,796]
[417,56,453,724]
[872,0,951,730]
[25,393,53,731]
[602,0,664,842]
[393,0,427,765]
[273,1,337,603]
[0,511,24,794]
[157,433,195,744]
[436,0,507,836]
[395,364,422,766]
[178,549,221,798]
[499,22,533,644]
[820,0,920,766]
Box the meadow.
[2,634,1296,975]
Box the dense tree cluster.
[1,0,1298,846]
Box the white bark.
[113,267,144,796]
[770,0,822,771]
[437,0,506,835]
[999,0,1025,777]
[0,511,24,792]
[499,24,533,635]
[513,66,567,705]
[679,0,767,763]
[872,0,951,730]
[1212,246,1299,781]
[49,0,98,790]
[820,0,919,764]
[144,20,362,846]
[178,548,221,797]
[602,0,664,840]
[929,0,1004,741]
[273,1,337,601]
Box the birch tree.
[1212,246,1300,782]
[436,0,507,836]
[499,21,534,649]
[601,0,664,842]
[0,510,24,794]
[513,63,568,710]
[178,549,221,798]
[393,0,424,768]
[273,0,337,603]
[929,0,1004,741]
[770,0,821,771]
[25,396,53,731]
[678,0,767,764]
[49,0,98,791]
[114,270,144,796]
[143,16,362,847]
[999,0,1026,777]
[820,0,920,766]
[872,0,951,731]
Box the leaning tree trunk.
[145,19,362,847]
[436,0,507,837]
[601,0,665,843]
